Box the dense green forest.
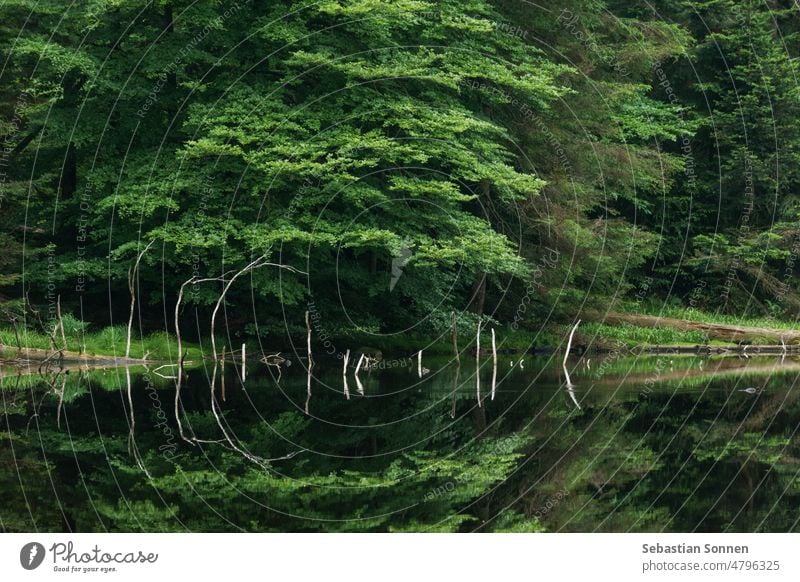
[2,2,800,537]
[1,0,799,349]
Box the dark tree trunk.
[60,143,77,199]
[467,271,487,315]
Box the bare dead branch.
[126,239,156,359]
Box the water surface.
[2,353,798,532]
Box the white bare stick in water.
[174,271,234,443]
[476,321,482,406]
[417,350,423,378]
[491,328,497,400]
[562,320,582,410]
[563,319,581,368]
[241,343,246,381]
[210,255,306,367]
[126,239,155,359]
[781,336,787,363]
[211,256,267,363]
[183,256,306,462]
[355,353,365,375]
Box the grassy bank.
[579,321,710,348]
[629,303,799,331]
[0,324,193,360]
[4,304,795,362]
[586,303,800,348]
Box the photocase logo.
[389,239,412,292]
[20,542,46,570]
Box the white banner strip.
[1,533,797,581]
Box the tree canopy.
[1,0,798,340]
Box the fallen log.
[599,311,800,343]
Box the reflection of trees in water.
[2,361,798,532]
[1,366,526,532]
[497,373,800,533]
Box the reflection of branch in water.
[126,367,152,479]
[25,374,45,436]
[208,364,295,469]
[355,370,365,396]
[305,369,311,412]
[25,373,44,438]
[563,320,581,368]
[343,349,350,399]
[354,353,366,395]
[151,363,177,380]
[55,373,66,429]
[451,364,460,419]
[267,363,283,384]
[565,384,582,410]
[561,358,582,410]
[37,348,64,375]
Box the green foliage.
[0,0,719,338]
[0,323,197,359]
[582,321,708,347]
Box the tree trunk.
[467,271,487,315]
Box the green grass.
[580,321,708,348]
[0,324,196,360]
[622,302,799,331]
[0,365,180,400]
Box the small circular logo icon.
[20,542,45,570]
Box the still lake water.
[2,352,799,532]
